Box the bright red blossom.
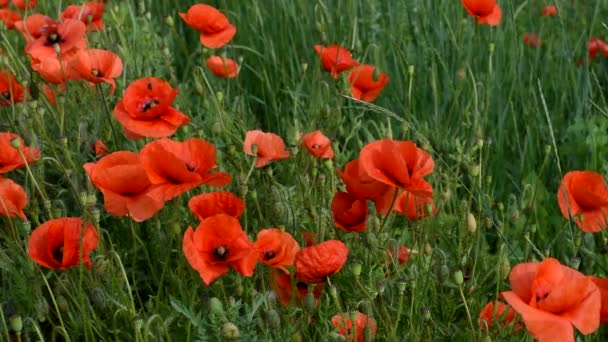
[301,130,334,159]
[28,217,99,270]
[14,14,57,43]
[61,2,105,32]
[69,49,123,93]
[243,130,290,168]
[557,171,608,232]
[523,33,542,47]
[11,0,36,10]
[206,56,239,78]
[0,9,21,29]
[254,229,300,273]
[179,4,236,49]
[0,177,28,220]
[0,70,25,106]
[478,300,519,331]
[331,191,368,232]
[542,5,557,17]
[188,191,244,221]
[348,65,389,103]
[461,0,502,26]
[25,19,87,61]
[0,132,40,174]
[314,44,359,79]
[183,214,257,285]
[295,240,348,283]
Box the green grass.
[2,0,608,340]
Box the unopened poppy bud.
[135,319,143,331]
[209,297,225,317]
[351,263,362,277]
[52,207,63,219]
[489,43,495,53]
[469,164,480,177]
[266,309,280,329]
[497,202,504,212]
[10,138,21,149]
[421,307,432,321]
[266,167,273,177]
[19,221,31,236]
[9,314,22,332]
[42,199,52,212]
[89,288,107,309]
[79,191,88,206]
[570,256,581,270]
[499,259,510,280]
[424,242,433,255]
[165,16,174,27]
[453,270,464,286]
[544,145,551,155]
[408,65,415,76]
[467,213,477,233]
[194,79,204,95]
[484,217,493,229]
[304,292,316,312]
[476,138,484,148]
[574,236,582,248]
[301,63,308,72]
[323,159,334,172]
[216,91,224,103]
[510,209,520,223]
[93,257,109,277]
[35,297,49,322]
[311,167,318,178]
[329,285,338,299]
[249,190,257,201]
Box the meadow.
[1,0,608,341]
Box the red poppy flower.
[0,177,27,220]
[295,240,348,283]
[358,139,434,196]
[587,38,608,62]
[69,48,123,93]
[179,4,236,49]
[243,130,290,168]
[331,191,368,232]
[28,217,99,270]
[30,55,73,84]
[386,245,410,265]
[393,190,438,220]
[0,70,24,106]
[254,229,299,273]
[94,139,108,156]
[114,77,190,139]
[501,258,601,342]
[542,5,557,17]
[40,84,58,105]
[337,159,394,213]
[314,44,359,79]
[206,56,239,78]
[301,130,334,159]
[269,268,324,307]
[461,0,502,26]
[12,0,36,10]
[348,65,389,103]
[0,0,7,7]
[83,151,165,222]
[557,171,608,232]
[590,277,608,324]
[478,300,519,331]
[331,312,377,342]
[188,191,244,221]
[183,214,257,285]
[0,132,40,174]
[140,138,231,201]
[14,14,57,43]
[523,33,542,47]
[0,8,21,29]
[25,19,87,61]
[61,2,105,32]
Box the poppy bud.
[266,309,281,329]
[56,295,69,313]
[544,145,551,155]
[329,285,338,299]
[484,217,493,229]
[453,270,464,286]
[215,91,224,103]
[398,280,407,294]
[467,213,477,233]
[91,207,100,223]
[89,288,107,310]
[497,202,504,212]
[509,209,520,223]
[79,191,88,206]
[500,259,510,280]
[9,314,22,333]
[441,189,451,201]
[93,257,109,278]
[165,16,174,27]
[529,224,537,234]
[574,236,582,248]
[424,242,433,255]
[408,65,415,76]
[35,297,49,322]
[52,207,63,219]
[489,43,495,53]
[469,164,480,177]
[304,292,316,312]
[19,221,31,236]
[302,63,308,72]
[209,297,225,317]
[10,138,21,148]
[421,307,432,321]
[194,79,204,95]
[42,199,52,212]
[351,263,362,277]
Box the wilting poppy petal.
[243,130,290,168]
[188,191,244,221]
[314,44,359,79]
[331,311,377,342]
[206,55,239,78]
[558,171,608,232]
[295,240,348,283]
[331,191,368,232]
[0,177,27,220]
[28,217,99,270]
[302,130,334,159]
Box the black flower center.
[91,69,103,77]
[52,245,64,263]
[263,250,276,261]
[142,99,159,112]
[0,91,10,101]
[311,144,321,150]
[44,32,64,46]
[186,163,196,172]
[214,245,228,261]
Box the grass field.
[2,0,608,341]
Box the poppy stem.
[458,285,477,341]
[16,146,51,216]
[377,188,399,233]
[96,83,120,150]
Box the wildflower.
[557,171,608,232]
[14,14,55,43]
[183,214,257,285]
[61,2,105,32]
[478,300,519,331]
[113,77,190,139]
[587,38,608,62]
[0,70,25,106]
[11,0,36,10]
[295,240,348,283]
[393,190,438,220]
[337,158,394,213]
[206,56,239,78]
[348,65,389,102]
[94,139,109,157]
[83,151,165,222]
[0,132,40,174]
[590,277,608,324]
[331,191,368,232]
[523,33,542,47]
[269,268,323,307]
[69,48,123,93]
[542,5,557,17]
[179,4,236,49]
[0,177,27,220]
[0,8,21,29]
[331,311,377,342]
[314,44,359,79]
[188,191,245,221]
[28,217,99,270]
[387,245,410,265]
[25,19,87,61]
[461,0,502,26]
[254,228,300,273]
[243,130,290,168]
[301,130,334,159]
[501,258,601,342]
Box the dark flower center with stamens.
[52,245,64,263]
[44,31,64,46]
[91,69,103,77]
[0,92,11,101]
[186,163,196,172]
[214,245,228,260]
[296,282,308,291]
[312,144,321,150]
[142,99,159,112]
[263,250,276,261]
